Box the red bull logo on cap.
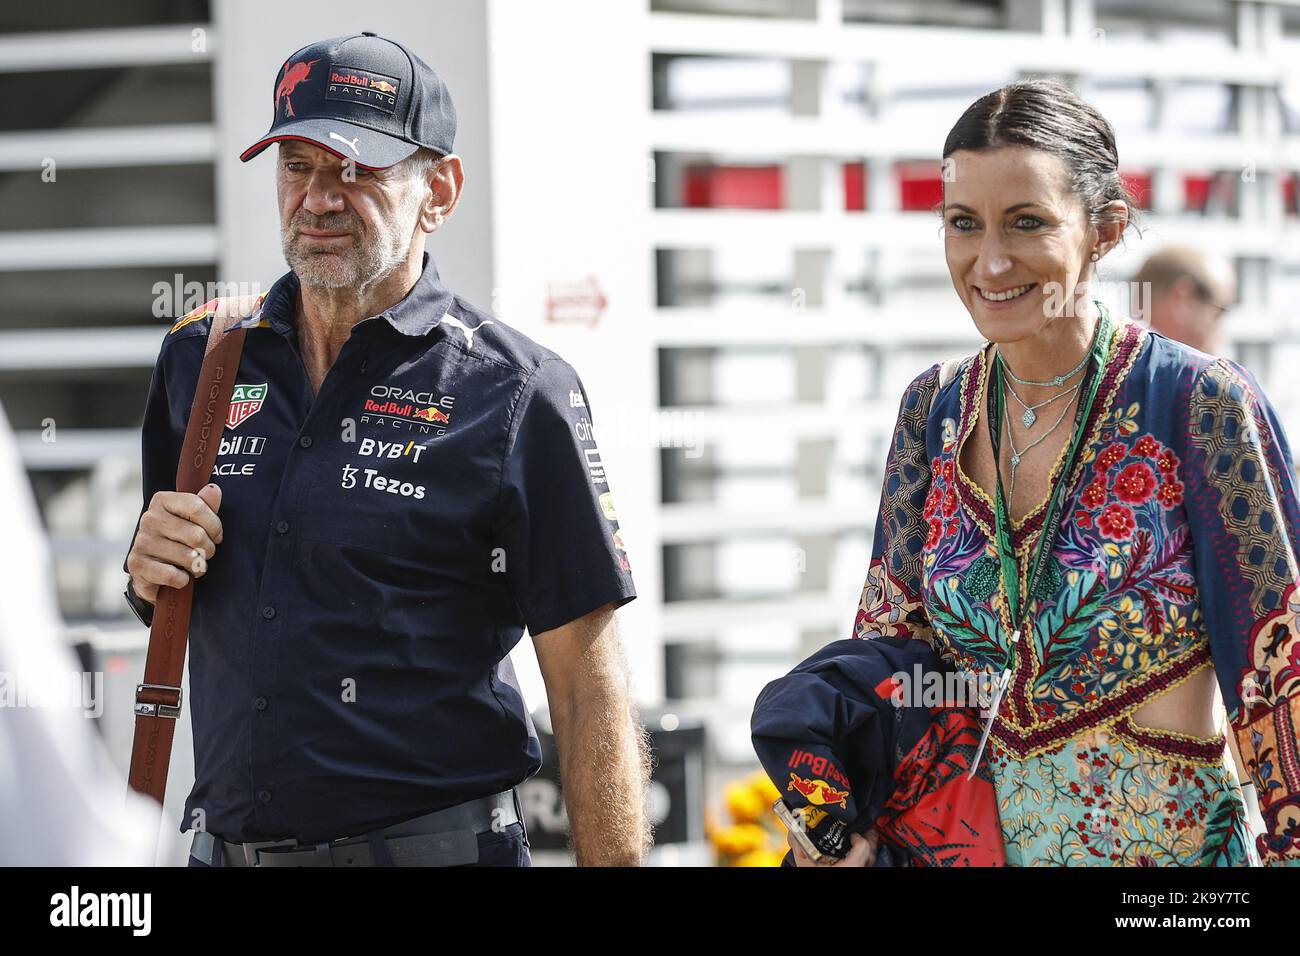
[324,64,401,115]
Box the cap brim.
[239,118,420,169]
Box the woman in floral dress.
[794,79,1300,867]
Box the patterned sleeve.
[1180,358,1300,866]
[853,364,941,643]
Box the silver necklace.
[1002,375,1082,428]
[1000,347,1090,389]
[1003,385,1076,498]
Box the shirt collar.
[227,251,455,339]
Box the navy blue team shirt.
[124,251,636,843]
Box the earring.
[433,211,444,227]
[1090,251,1100,261]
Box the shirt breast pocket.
[310,460,443,562]
[302,436,497,581]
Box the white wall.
[483,0,663,702]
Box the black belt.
[190,790,522,867]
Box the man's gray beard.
[282,192,422,295]
[283,231,406,294]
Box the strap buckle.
[135,682,183,719]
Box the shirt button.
[261,606,276,620]
[299,435,313,448]
[275,520,290,534]
[254,696,268,711]
[257,789,272,804]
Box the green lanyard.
[989,305,1112,633]
[967,304,1112,778]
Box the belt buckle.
[134,682,182,719]
[244,837,298,866]
[249,836,350,866]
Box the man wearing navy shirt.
[122,32,648,867]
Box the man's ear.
[420,153,464,233]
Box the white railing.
[0,124,217,171]
[0,25,213,72]
[0,327,163,370]
[0,226,219,270]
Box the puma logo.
[439,314,493,349]
[329,131,360,155]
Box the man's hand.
[533,603,652,866]
[125,484,224,604]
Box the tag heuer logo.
[226,383,268,429]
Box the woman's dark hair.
[938,78,1142,244]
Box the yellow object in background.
[710,768,790,866]
[748,769,780,804]
[724,780,767,824]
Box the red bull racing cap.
[239,32,456,170]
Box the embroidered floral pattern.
[1133,434,1161,458]
[990,726,1252,866]
[1095,503,1136,540]
[1114,462,1157,504]
[1081,476,1108,509]
[854,560,927,642]
[1156,447,1179,476]
[922,455,965,553]
[942,487,958,519]
[1094,443,1127,473]
[853,321,1300,865]
[1076,433,1186,542]
[1156,480,1184,508]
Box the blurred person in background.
[122,32,649,868]
[1131,244,1258,818]
[793,78,1300,867]
[1131,244,1236,355]
[0,400,157,865]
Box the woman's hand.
[788,828,879,866]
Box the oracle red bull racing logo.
[361,384,455,435]
[787,773,850,810]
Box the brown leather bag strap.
[127,297,257,814]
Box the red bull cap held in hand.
[240,31,456,170]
